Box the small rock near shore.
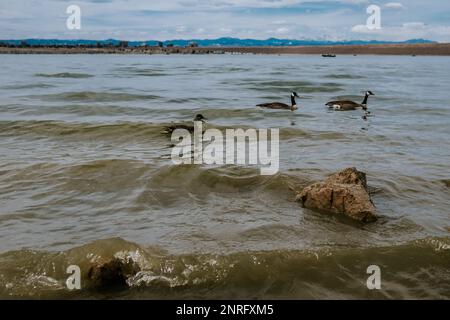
[88,257,140,288]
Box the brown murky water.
[0,55,449,298]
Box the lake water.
[0,54,449,299]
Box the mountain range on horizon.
[0,37,437,47]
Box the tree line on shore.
[0,40,200,49]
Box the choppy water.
[0,54,449,299]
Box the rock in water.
[88,257,140,288]
[296,167,377,222]
[325,167,368,188]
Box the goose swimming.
[257,92,300,111]
[326,91,374,111]
[162,114,207,135]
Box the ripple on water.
[34,72,94,78]
[242,80,343,93]
[25,91,161,102]
[1,83,56,90]
[109,67,168,77]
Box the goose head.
[361,91,374,109]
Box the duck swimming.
[326,91,374,111]
[162,114,207,135]
[257,92,300,111]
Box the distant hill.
[0,37,436,47]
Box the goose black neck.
[362,93,369,105]
[291,95,296,106]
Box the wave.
[1,83,56,90]
[439,179,450,188]
[110,67,168,77]
[0,160,304,203]
[242,80,343,93]
[0,237,448,299]
[0,104,304,119]
[1,158,446,222]
[165,97,227,104]
[26,91,161,102]
[210,67,254,74]
[34,72,94,79]
[325,74,366,79]
[144,165,301,194]
[0,121,165,141]
[0,120,346,143]
[8,104,154,117]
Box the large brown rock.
[296,168,377,222]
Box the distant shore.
[1,43,450,55]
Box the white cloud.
[351,24,371,33]
[351,21,450,41]
[275,27,290,35]
[272,20,287,25]
[219,27,232,33]
[385,2,403,10]
[0,0,449,41]
[402,22,425,29]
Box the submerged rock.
[296,167,377,222]
[88,257,140,288]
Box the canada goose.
[326,91,374,111]
[257,92,300,111]
[162,114,207,135]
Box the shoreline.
[1,43,450,55]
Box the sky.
[1,0,450,41]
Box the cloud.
[352,21,450,41]
[352,22,426,35]
[272,20,287,25]
[384,2,403,10]
[219,27,232,33]
[402,22,426,29]
[0,0,449,41]
[351,24,371,33]
[275,27,290,34]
